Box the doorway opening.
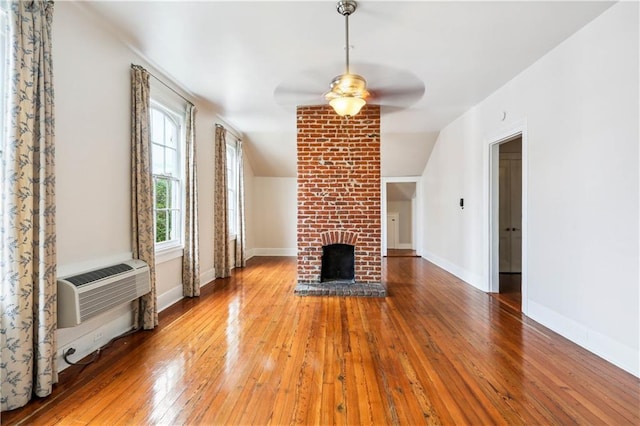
[497,137,522,311]
[488,126,527,314]
[382,179,421,257]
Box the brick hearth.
[295,105,385,297]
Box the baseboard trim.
[528,300,639,377]
[245,248,257,260]
[252,248,297,257]
[57,307,133,373]
[158,285,184,312]
[200,268,216,287]
[422,250,485,291]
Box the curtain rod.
[132,64,193,106]
[216,123,242,141]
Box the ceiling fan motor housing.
[337,0,357,16]
[326,74,369,99]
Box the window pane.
[169,209,180,241]
[166,208,173,241]
[226,149,233,168]
[165,118,178,148]
[227,189,234,206]
[156,211,168,243]
[228,206,236,235]
[151,109,165,144]
[170,179,179,210]
[165,179,175,210]
[152,143,164,174]
[227,162,236,190]
[155,178,168,209]
[228,186,236,235]
[165,147,177,176]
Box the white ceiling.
[80,1,614,177]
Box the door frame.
[485,121,528,314]
[381,176,422,257]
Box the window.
[150,103,183,250]
[226,141,237,238]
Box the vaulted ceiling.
[79,1,614,177]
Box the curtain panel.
[182,103,200,296]
[130,64,158,329]
[234,140,246,268]
[0,0,57,411]
[213,125,231,278]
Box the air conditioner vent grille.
[66,263,133,287]
[79,274,142,321]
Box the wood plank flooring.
[491,273,522,312]
[4,256,639,425]
[386,249,418,257]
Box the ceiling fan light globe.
[329,96,366,117]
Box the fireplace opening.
[321,244,355,283]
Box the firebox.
[321,244,355,283]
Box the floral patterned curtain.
[130,64,158,329]
[214,124,231,278]
[0,0,57,411]
[182,103,200,296]
[234,140,246,268]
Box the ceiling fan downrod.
[337,0,357,75]
[326,0,368,117]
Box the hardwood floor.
[4,256,639,425]
[386,249,418,257]
[491,273,522,312]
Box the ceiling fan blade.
[275,86,321,97]
[274,84,324,108]
[274,65,341,108]
[273,62,425,110]
[369,84,425,107]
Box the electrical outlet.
[94,331,103,342]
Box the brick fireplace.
[294,105,386,297]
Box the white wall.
[252,177,297,256]
[420,2,638,376]
[243,153,256,257]
[53,3,225,370]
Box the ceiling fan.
[274,0,425,117]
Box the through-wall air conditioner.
[57,259,150,328]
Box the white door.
[510,158,522,272]
[387,213,399,249]
[499,154,522,273]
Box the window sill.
[155,246,184,264]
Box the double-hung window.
[150,102,184,251]
[226,141,238,238]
